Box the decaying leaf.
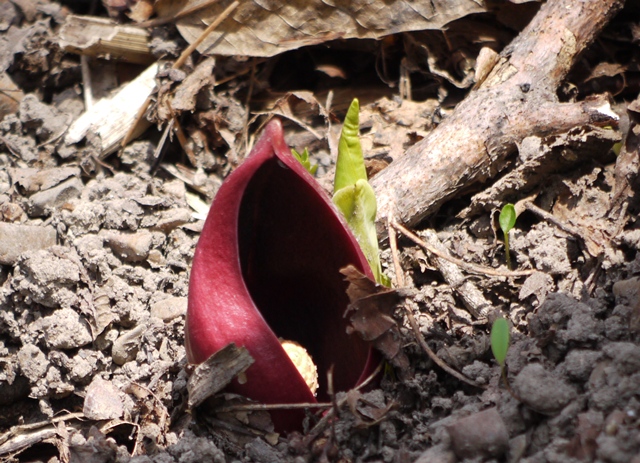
[345,389,395,429]
[341,265,410,375]
[159,0,487,58]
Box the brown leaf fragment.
[187,343,254,409]
[166,0,487,58]
[345,389,394,428]
[171,57,216,113]
[341,265,410,374]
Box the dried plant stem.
[391,221,533,278]
[173,1,239,69]
[215,362,383,415]
[387,217,484,389]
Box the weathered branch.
[372,0,624,233]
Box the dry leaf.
[341,265,410,375]
[158,0,487,58]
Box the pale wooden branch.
[372,0,624,234]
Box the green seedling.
[490,317,520,401]
[333,98,390,286]
[499,203,517,270]
[292,147,318,175]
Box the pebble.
[104,230,154,262]
[83,377,124,420]
[28,177,83,216]
[150,296,187,321]
[112,324,147,365]
[0,222,57,265]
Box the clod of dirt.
[17,343,47,382]
[36,307,93,350]
[0,222,56,265]
[103,230,164,263]
[13,247,82,309]
[513,363,577,414]
[529,292,604,359]
[446,407,509,460]
[414,444,456,463]
[19,94,68,143]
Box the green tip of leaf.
[499,204,517,234]
[334,98,367,193]
[491,317,510,366]
[291,148,318,175]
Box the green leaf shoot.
[491,317,510,367]
[499,203,516,270]
[291,147,318,175]
[333,98,388,286]
[334,99,367,192]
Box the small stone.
[83,377,124,420]
[446,408,509,460]
[153,208,191,232]
[112,324,147,365]
[513,363,576,414]
[150,296,187,321]
[104,230,154,262]
[28,177,83,217]
[0,222,57,265]
[40,308,93,350]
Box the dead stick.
[173,1,239,69]
[388,217,484,389]
[391,221,533,277]
[372,0,623,235]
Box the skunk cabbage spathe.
[186,119,378,431]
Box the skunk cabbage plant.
[186,119,379,431]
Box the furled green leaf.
[499,203,517,234]
[291,147,318,175]
[334,99,367,193]
[333,179,384,283]
[491,317,510,367]
[332,98,388,286]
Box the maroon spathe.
[186,119,378,431]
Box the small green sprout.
[499,203,517,270]
[292,147,318,175]
[490,316,521,401]
[490,317,510,368]
[333,98,389,286]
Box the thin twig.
[391,221,534,277]
[215,362,383,415]
[302,361,383,443]
[173,1,239,70]
[387,218,485,389]
[520,200,604,253]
